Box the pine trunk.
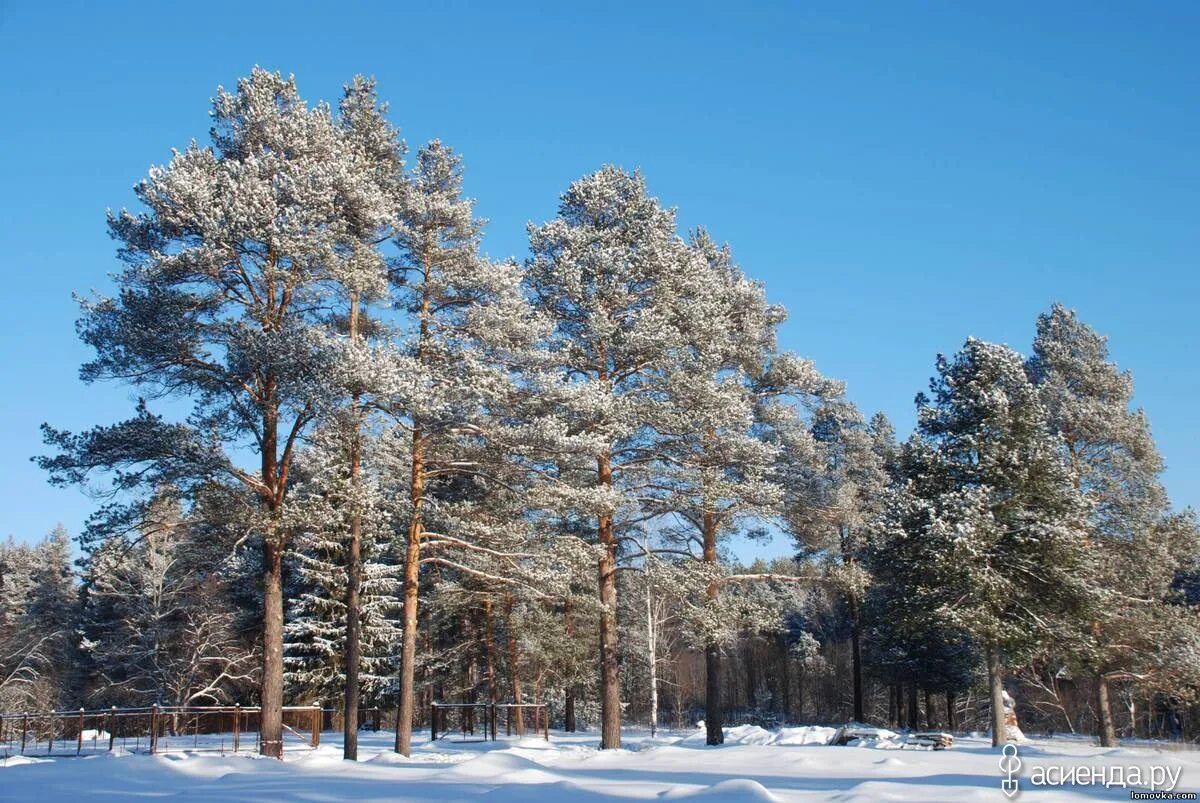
[343,292,362,761]
[987,643,1006,747]
[924,688,934,729]
[506,597,525,736]
[647,585,658,737]
[907,682,919,730]
[850,602,864,723]
[1095,673,1118,747]
[778,635,791,723]
[946,691,957,732]
[565,690,576,733]
[260,537,284,758]
[395,273,432,757]
[597,453,621,750]
[394,429,424,756]
[702,511,723,746]
[343,497,361,759]
[564,601,576,732]
[258,397,285,759]
[484,600,498,706]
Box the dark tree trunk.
[343,500,361,759]
[705,643,724,745]
[923,688,934,730]
[907,683,919,731]
[946,691,957,732]
[343,294,364,761]
[484,600,498,706]
[702,511,723,746]
[850,604,864,723]
[777,635,791,723]
[565,690,577,732]
[563,601,577,732]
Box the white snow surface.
[2,726,1198,801]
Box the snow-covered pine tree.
[1028,304,1200,745]
[909,338,1094,746]
[325,75,406,759]
[37,68,390,756]
[387,140,543,755]
[786,400,894,724]
[652,229,839,744]
[523,167,718,749]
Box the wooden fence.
[0,704,382,758]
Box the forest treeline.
[3,69,1198,758]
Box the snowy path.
[2,726,1197,801]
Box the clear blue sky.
[1,2,1197,550]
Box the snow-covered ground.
[2,725,1198,801]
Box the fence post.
[311,703,320,748]
[490,704,497,741]
[430,703,438,742]
[543,706,549,741]
[77,708,85,755]
[109,707,117,752]
[150,705,159,754]
[233,705,241,753]
[21,713,28,753]
[373,707,380,732]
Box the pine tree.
[387,140,542,755]
[787,401,893,723]
[654,229,838,744]
[908,338,1093,746]
[325,75,406,759]
[1028,304,1200,745]
[523,167,717,748]
[37,68,394,756]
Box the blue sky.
[1,2,1197,553]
